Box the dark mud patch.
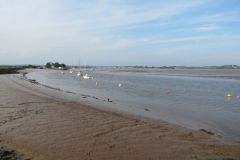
[18,102,48,106]
[199,129,214,135]
[20,75,78,96]
[0,146,30,160]
[65,91,76,94]
[107,98,113,102]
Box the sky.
[0,0,240,66]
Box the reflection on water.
[237,96,240,101]
[27,70,240,138]
[226,97,232,102]
[226,93,233,102]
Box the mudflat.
[0,74,239,160]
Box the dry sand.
[0,74,240,160]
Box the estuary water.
[27,69,240,138]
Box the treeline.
[45,62,66,69]
[0,67,22,74]
[0,66,26,74]
[0,65,42,74]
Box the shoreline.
[21,70,226,138]
[0,74,240,159]
[25,69,240,139]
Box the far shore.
[0,73,240,160]
[0,67,22,74]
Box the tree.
[54,62,60,68]
[45,62,52,68]
[61,63,66,68]
[45,62,66,69]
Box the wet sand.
[0,74,240,160]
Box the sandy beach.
[0,74,240,160]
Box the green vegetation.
[45,62,66,69]
[0,146,30,160]
[0,65,43,74]
[0,67,23,74]
[45,62,52,68]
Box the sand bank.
[0,74,239,160]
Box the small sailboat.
[77,72,81,77]
[83,74,91,80]
[69,70,73,74]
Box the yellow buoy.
[226,93,232,97]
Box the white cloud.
[195,11,240,23]
[193,26,219,32]
[146,36,211,44]
[0,0,207,49]
[0,0,239,65]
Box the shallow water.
[27,69,240,138]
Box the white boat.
[83,74,91,80]
[77,72,81,76]
[69,70,73,74]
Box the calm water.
[27,70,240,138]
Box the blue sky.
[0,0,239,66]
